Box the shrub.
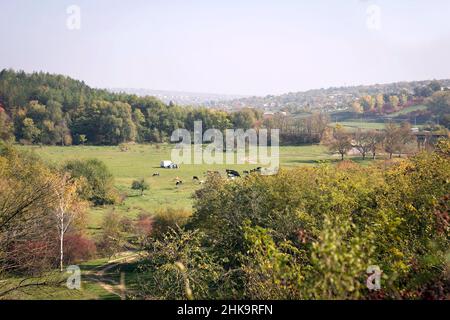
[151,208,190,239]
[137,228,224,300]
[187,145,450,299]
[119,143,130,152]
[63,159,117,205]
[97,211,127,258]
[63,233,97,264]
[134,213,153,240]
[131,178,149,196]
[241,223,305,299]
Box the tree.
[353,130,373,160]
[22,118,41,143]
[0,146,58,278]
[132,178,149,196]
[324,126,352,160]
[383,122,401,159]
[0,111,14,143]
[429,80,442,92]
[383,122,414,159]
[367,130,383,159]
[376,94,385,113]
[78,134,87,145]
[400,94,408,106]
[63,159,117,205]
[232,108,258,130]
[389,95,400,111]
[352,101,363,114]
[53,174,86,272]
[426,91,450,129]
[360,96,375,112]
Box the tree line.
[351,80,448,119]
[0,69,265,146]
[322,122,418,160]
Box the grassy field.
[20,143,375,231]
[386,105,428,117]
[331,121,388,131]
[329,105,428,131]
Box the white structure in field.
[160,160,178,169]
[160,160,173,168]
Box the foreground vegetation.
[1,139,449,300]
[138,140,450,299]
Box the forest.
[0,69,264,146]
[1,70,450,149]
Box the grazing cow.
[250,167,262,173]
[176,180,183,186]
[152,172,160,177]
[193,176,199,181]
[226,169,241,177]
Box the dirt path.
[85,251,141,299]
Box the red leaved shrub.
[63,233,97,264]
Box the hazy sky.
[1,0,450,95]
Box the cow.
[250,167,262,173]
[176,180,183,186]
[226,169,241,177]
[243,170,249,175]
[152,172,160,177]
[193,176,199,181]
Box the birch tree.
[54,174,84,272]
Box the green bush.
[63,159,117,205]
[131,178,149,196]
[186,144,450,299]
[137,228,224,300]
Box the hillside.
[217,79,450,114]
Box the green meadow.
[19,144,374,232]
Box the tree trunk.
[60,217,64,272]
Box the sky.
[1,0,450,96]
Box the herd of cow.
[151,167,264,187]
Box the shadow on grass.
[285,159,334,165]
